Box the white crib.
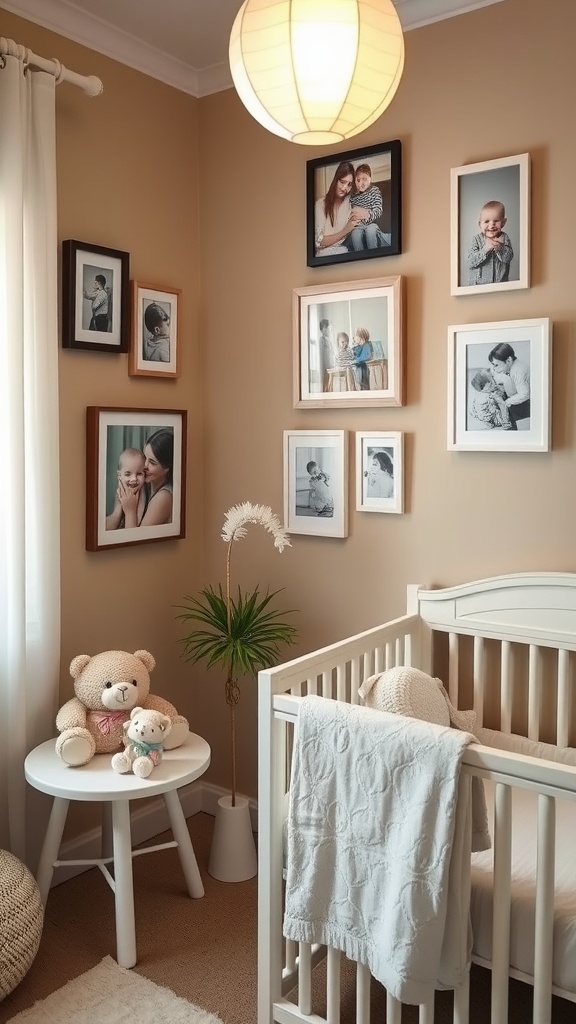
[257,573,576,1024]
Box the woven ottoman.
[0,850,44,999]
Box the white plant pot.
[208,794,258,882]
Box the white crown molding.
[1,0,507,98]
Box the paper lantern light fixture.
[229,0,405,146]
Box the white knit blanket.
[283,695,475,1005]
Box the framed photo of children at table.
[283,430,348,538]
[61,239,130,351]
[86,406,187,551]
[355,431,404,514]
[447,318,551,453]
[450,153,530,296]
[293,276,404,410]
[129,281,182,378]
[307,139,401,268]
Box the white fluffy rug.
[9,956,223,1023]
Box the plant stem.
[226,539,232,633]
[230,701,236,807]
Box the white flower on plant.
[221,502,291,553]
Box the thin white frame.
[293,276,404,409]
[129,281,181,378]
[447,318,551,453]
[283,430,348,538]
[450,153,530,296]
[355,432,404,514]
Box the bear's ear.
[70,655,92,679]
[134,650,155,673]
[130,706,144,720]
[160,715,172,733]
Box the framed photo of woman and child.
[447,318,551,453]
[62,239,130,352]
[86,407,187,551]
[129,281,182,379]
[283,430,348,539]
[450,153,530,296]
[293,276,404,410]
[307,139,401,268]
[355,431,404,514]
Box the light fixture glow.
[229,0,405,146]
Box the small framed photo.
[129,281,182,378]
[450,153,530,296]
[283,430,348,539]
[355,432,403,514]
[307,139,401,268]
[293,276,404,409]
[86,407,187,551]
[62,239,130,351]
[447,318,551,453]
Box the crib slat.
[321,671,332,699]
[500,641,512,733]
[386,992,402,1024]
[356,962,370,1024]
[533,794,555,1024]
[557,649,570,747]
[473,636,485,726]
[419,993,435,1022]
[336,664,346,703]
[453,972,470,1024]
[297,942,312,1016]
[491,783,512,1023]
[448,632,459,707]
[351,657,360,703]
[528,645,541,740]
[326,946,340,1024]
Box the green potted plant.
[176,502,298,880]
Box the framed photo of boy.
[61,239,130,351]
[355,431,404,514]
[307,139,401,268]
[283,430,348,539]
[293,276,403,409]
[450,153,530,296]
[86,406,187,551]
[447,318,551,453]
[129,281,182,378]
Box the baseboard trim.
[51,782,258,888]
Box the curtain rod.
[0,37,103,96]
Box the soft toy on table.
[112,706,172,778]
[55,649,189,767]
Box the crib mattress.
[471,781,576,994]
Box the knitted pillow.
[358,666,451,726]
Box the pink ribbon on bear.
[92,710,130,735]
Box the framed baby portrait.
[306,139,401,268]
[355,432,404,514]
[61,239,130,352]
[86,406,187,551]
[283,430,348,539]
[447,318,551,453]
[129,281,182,378]
[293,276,404,410]
[450,153,530,296]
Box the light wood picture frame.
[129,281,182,378]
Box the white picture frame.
[447,318,551,453]
[355,432,404,513]
[283,430,348,538]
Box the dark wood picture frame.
[62,239,130,352]
[306,139,402,268]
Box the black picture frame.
[306,140,402,268]
[62,239,130,352]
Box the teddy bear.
[111,706,172,778]
[55,649,189,767]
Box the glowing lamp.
[229,0,405,146]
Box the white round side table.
[25,731,211,968]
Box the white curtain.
[0,52,61,863]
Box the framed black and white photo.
[283,430,348,538]
[129,281,181,378]
[86,407,187,551]
[355,431,403,514]
[450,153,530,296]
[293,276,404,409]
[62,239,130,351]
[307,139,401,268]
[447,318,551,452]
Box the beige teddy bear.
[55,649,189,767]
[111,706,172,778]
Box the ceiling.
[2,0,506,97]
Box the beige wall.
[3,0,576,813]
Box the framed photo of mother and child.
[306,139,401,268]
[447,318,551,453]
[293,276,404,409]
[450,153,530,296]
[86,406,187,551]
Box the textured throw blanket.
[283,696,476,1005]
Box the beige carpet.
[6,956,223,1023]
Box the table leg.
[163,789,204,898]
[36,797,70,906]
[111,799,137,968]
